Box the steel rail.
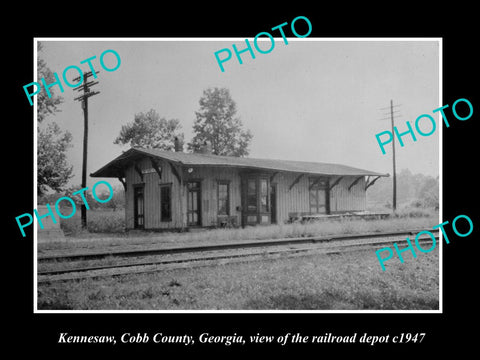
[37,233,439,283]
[38,228,439,263]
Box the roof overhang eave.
[90,148,184,178]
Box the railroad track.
[37,229,439,283]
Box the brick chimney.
[174,137,183,152]
[200,140,212,154]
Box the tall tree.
[114,109,184,150]
[418,176,439,208]
[188,87,253,157]
[37,42,63,123]
[37,42,73,196]
[37,122,73,196]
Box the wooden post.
[73,71,100,229]
[390,100,397,212]
[379,100,400,212]
[80,96,88,229]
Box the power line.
[379,104,402,110]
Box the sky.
[36,38,440,189]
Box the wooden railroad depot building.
[91,146,388,230]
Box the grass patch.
[39,210,439,253]
[393,206,437,219]
[37,247,439,310]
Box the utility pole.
[389,100,397,212]
[73,71,100,229]
[379,100,401,212]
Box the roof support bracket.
[365,176,381,191]
[150,157,162,179]
[329,176,343,191]
[289,174,304,191]
[169,161,183,185]
[118,177,126,191]
[270,171,279,183]
[309,177,326,190]
[348,176,363,191]
[134,164,144,182]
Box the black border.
[8,5,478,355]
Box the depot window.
[160,183,172,222]
[309,177,329,214]
[217,181,230,216]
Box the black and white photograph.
[7,7,478,356]
[33,38,441,311]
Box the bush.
[59,209,125,236]
[87,212,125,233]
[59,219,80,236]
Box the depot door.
[133,185,145,229]
[241,175,271,226]
[187,181,201,226]
[270,184,277,224]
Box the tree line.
[367,168,439,210]
[37,44,438,213]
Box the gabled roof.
[90,147,389,178]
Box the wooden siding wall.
[125,157,367,229]
[272,173,366,223]
[272,173,309,223]
[125,157,183,229]
[329,176,366,213]
[125,160,242,229]
[187,167,242,227]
